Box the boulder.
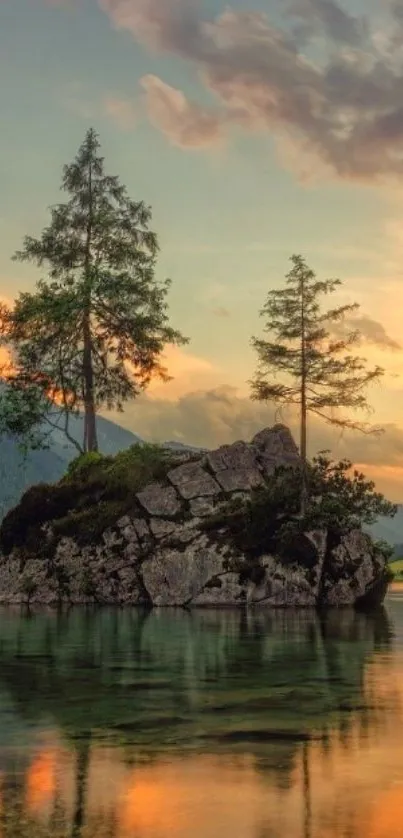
[0,425,388,608]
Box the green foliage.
[1,128,188,453]
[63,442,179,493]
[372,539,395,563]
[250,253,384,437]
[67,450,105,481]
[203,454,396,562]
[387,557,403,580]
[0,377,49,453]
[0,443,183,555]
[300,452,397,532]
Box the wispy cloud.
[331,313,402,351]
[140,75,225,148]
[99,0,403,181]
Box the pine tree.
[250,254,384,514]
[2,129,187,452]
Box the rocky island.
[0,425,389,608]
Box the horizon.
[2,0,403,500]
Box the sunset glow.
[1,0,403,498]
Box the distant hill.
[0,414,143,518]
[366,506,403,548]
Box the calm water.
[2,592,403,836]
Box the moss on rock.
[0,443,189,559]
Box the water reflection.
[0,603,399,837]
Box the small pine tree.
[250,254,384,514]
[1,129,187,452]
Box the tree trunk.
[302,741,312,838]
[82,311,98,452]
[82,149,98,453]
[71,739,91,838]
[300,275,308,517]
[300,385,308,516]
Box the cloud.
[111,384,403,470]
[331,314,402,351]
[109,383,403,495]
[144,344,224,400]
[284,0,367,46]
[140,75,225,148]
[99,0,403,181]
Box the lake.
[1,591,403,837]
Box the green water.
[0,591,403,837]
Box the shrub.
[66,450,105,481]
[0,442,188,556]
[202,453,397,562]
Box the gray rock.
[149,518,177,539]
[141,536,227,606]
[253,424,298,455]
[215,467,264,493]
[321,529,383,606]
[103,528,125,549]
[132,518,150,540]
[191,572,245,605]
[167,462,221,499]
[206,441,258,474]
[189,497,217,517]
[0,425,387,609]
[136,483,182,517]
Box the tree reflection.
[71,737,91,838]
[0,604,394,837]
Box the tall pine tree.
[2,129,187,452]
[250,254,384,513]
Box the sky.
[2,0,403,497]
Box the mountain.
[164,440,207,453]
[366,506,403,547]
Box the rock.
[253,424,298,455]
[149,519,177,539]
[321,529,384,607]
[191,572,245,605]
[0,424,388,610]
[141,536,228,606]
[252,424,300,476]
[215,467,264,493]
[189,498,217,517]
[132,518,150,540]
[167,462,221,499]
[246,556,316,607]
[207,441,258,473]
[305,530,327,595]
[136,483,182,517]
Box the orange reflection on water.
[119,771,186,835]
[26,749,57,813]
[367,787,403,838]
[118,757,265,838]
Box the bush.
[302,452,397,532]
[202,453,397,562]
[66,450,104,481]
[0,442,189,556]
